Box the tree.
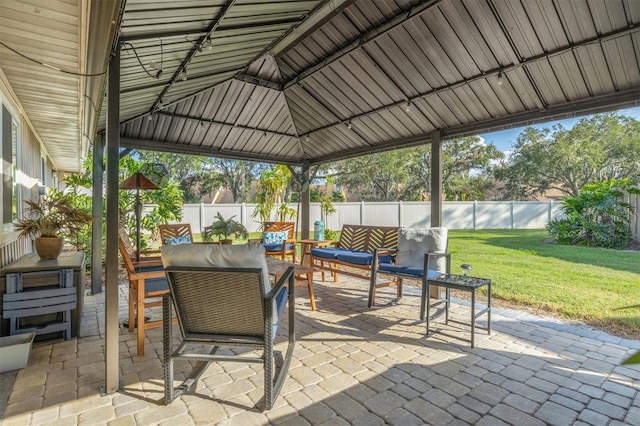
[212,159,257,202]
[332,149,421,201]
[332,136,502,201]
[494,113,640,199]
[252,165,295,224]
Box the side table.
[266,257,317,311]
[425,273,491,348]
[0,252,86,338]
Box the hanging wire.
[0,41,107,77]
[121,42,164,80]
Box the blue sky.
[478,106,640,152]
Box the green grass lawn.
[447,229,640,338]
[194,229,639,338]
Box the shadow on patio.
[1,275,639,425]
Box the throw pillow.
[263,231,288,245]
[165,235,192,245]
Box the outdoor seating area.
[1,271,639,424]
[2,1,640,424]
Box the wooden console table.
[0,252,86,338]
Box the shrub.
[547,179,639,249]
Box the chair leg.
[163,295,176,404]
[368,268,377,308]
[264,332,274,410]
[136,279,145,356]
[397,278,403,299]
[128,284,136,332]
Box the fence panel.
[334,203,361,228]
[443,202,475,229]
[476,202,511,229]
[513,202,552,229]
[363,202,400,226]
[401,202,432,227]
[177,200,579,233]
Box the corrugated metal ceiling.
[119,0,640,165]
[3,1,640,171]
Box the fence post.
[241,202,246,229]
[360,201,365,225]
[511,201,515,229]
[473,200,477,230]
[548,200,552,223]
[199,203,205,232]
[398,200,403,227]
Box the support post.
[104,43,120,394]
[301,163,310,240]
[430,131,442,227]
[91,134,104,294]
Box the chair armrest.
[266,266,294,301]
[141,249,161,255]
[372,247,397,266]
[248,238,262,243]
[129,269,166,281]
[374,247,397,255]
[131,258,163,268]
[424,252,451,274]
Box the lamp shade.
[118,172,160,190]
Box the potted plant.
[202,213,248,244]
[14,190,93,260]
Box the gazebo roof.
[2,0,640,171]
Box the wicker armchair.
[161,243,295,410]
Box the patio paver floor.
[1,275,639,425]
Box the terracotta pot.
[34,237,64,260]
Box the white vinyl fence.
[179,201,566,234]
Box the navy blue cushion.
[145,276,169,293]
[336,251,374,265]
[134,264,164,273]
[264,243,295,252]
[310,247,346,260]
[378,263,443,279]
[272,286,289,337]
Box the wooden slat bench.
[309,224,400,303]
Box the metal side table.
[425,273,491,348]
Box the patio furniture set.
[0,222,490,410]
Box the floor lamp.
[119,172,159,261]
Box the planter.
[220,239,233,245]
[0,332,35,372]
[34,237,64,260]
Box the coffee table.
[425,273,491,347]
[266,257,317,311]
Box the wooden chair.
[161,243,295,410]
[118,228,169,356]
[260,221,297,263]
[159,223,193,245]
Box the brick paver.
[0,277,638,425]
